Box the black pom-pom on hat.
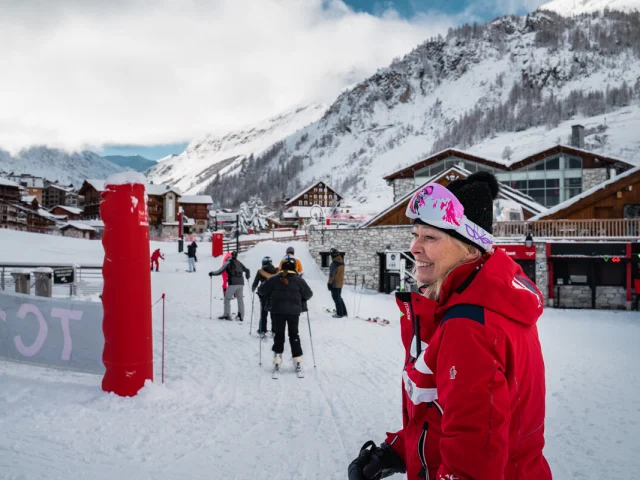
[444,171,500,251]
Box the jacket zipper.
[417,421,429,480]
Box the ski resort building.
[281,181,343,227]
[308,145,640,310]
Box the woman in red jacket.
[349,172,552,480]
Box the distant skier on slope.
[251,256,278,336]
[150,249,164,272]
[258,255,312,377]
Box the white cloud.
[0,0,455,152]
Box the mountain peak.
[539,0,640,15]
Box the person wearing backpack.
[258,255,313,376]
[251,256,278,336]
[209,251,250,320]
[185,241,197,272]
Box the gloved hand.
[209,272,214,277]
[245,272,250,280]
[251,286,256,293]
[327,283,332,291]
[348,441,406,480]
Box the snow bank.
[105,171,147,186]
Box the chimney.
[571,124,585,149]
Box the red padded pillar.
[101,176,153,396]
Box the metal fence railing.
[0,263,103,299]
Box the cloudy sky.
[0,0,548,159]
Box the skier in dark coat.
[185,241,197,272]
[209,251,250,320]
[328,248,347,317]
[251,256,278,335]
[258,255,313,375]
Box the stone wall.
[393,179,415,202]
[583,168,608,190]
[308,226,413,290]
[535,243,549,303]
[595,286,627,310]
[554,285,627,309]
[555,285,592,308]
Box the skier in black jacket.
[258,255,313,375]
[209,251,250,320]
[185,241,198,272]
[251,256,278,336]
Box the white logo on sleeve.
[449,366,457,380]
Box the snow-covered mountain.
[540,0,640,15]
[199,9,640,212]
[0,147,125,187]
[145,104,327,194]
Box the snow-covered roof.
[46,183,75,193]
[145,184,182,196]
[0,177,19,188]
[179,195,213,204]
[38,209,66,220]
[61,221,96,232]
[362,166,547,227]
[530,166,640,220]
[22,195,37,204]
[52,205,83,215]
[84,179,106,192]
[284,182,342,206]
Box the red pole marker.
[101,177,153,397]
[162,293,166,384]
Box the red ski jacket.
[385,248,552,480]
[150,249,163,262]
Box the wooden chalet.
[78,179,105,220]
[0,177,21,203]
[285,181,342,208]
[51,205,84,221]
[178,195,213,233]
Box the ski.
[360,317,391,326]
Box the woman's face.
[410,224,473,286]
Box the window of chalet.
[595,261,625,286]
[554,260,589,285]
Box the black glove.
[327,283,332,291]
[348,441,406,480]
[209,272,214,277]
[245,272,250,280]
[302,300,308,312]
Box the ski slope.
[0,231,639,479]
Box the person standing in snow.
[258,255,313,374]
[251,256,278,335]
[327,248,347,318]
[150,248,164,272]
[348,172,551,480]
[278,246,303,275]
[209,251,250,321]
[185,241,197,272]
[220,251,232,296]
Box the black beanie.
[415,171,499,252]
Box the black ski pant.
[272,314,303,358]
[258,295,271,333]
[330,287,348,317]
[633,293,640,311]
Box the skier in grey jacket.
[209,251,250,320]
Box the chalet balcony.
[493,219,640,240]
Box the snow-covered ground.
[0,231,639,479]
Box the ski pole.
[162,293,166,384]
[357,276,365,318]
[209,277,213,319]
[306,310,317,368]
[259,311,263,366]
[249,291,256,335]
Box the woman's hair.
[419,236,481,301]
[280,269,290,285]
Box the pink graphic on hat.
[410,184,464,226]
